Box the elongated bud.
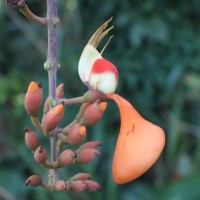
[43,83,64,114]
[67,124,86,145]
[69,180,87,192]
[76,141,102,154]
[24,81,43,117]
[69,173,92,182]
[54,180,68,192]
[82,101,107,126]
[83,180,101,192]
[24,128,39,151]
[25,175,42,187]
[75,148,100,165]
[34,146,47,164]
[43,104,64,131]
[58,149,76,167]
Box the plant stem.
[46,0,59,186]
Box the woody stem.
[46,0,59,186]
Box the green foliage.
[1,0,200,199]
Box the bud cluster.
[24,81,105,192]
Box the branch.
[20,5,47,26]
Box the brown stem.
[20,5,47,25]
[46,0,59,186]
[58,96,87,106]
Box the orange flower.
[108,94,165,184]
[78,18,165,184]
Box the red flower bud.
[76,141,102,154]
[25,175,42,187]
[54,180,68,192]
[43,104,64,131]
[75,148,100,165]
[56,83,64,99]
[24,81,43,117]
[69,180,87,192]
[58,149,76,167]
[83,180,101,192]
[24,128,39,151]
[69,173,92,182]
[67,124,86,145]
[82,101,107,126]
[34,146,47,164]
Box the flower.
[78,18,165,184]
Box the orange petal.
[108,94,165,184]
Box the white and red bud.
[67,124,86,145]
[89,58,118,94]
[83,180,101,192]
[25,175,42,187]
[82,101,107,126]
[58,149,76,167]
[54,180,68,192]
[24,128,39,151]
[24,81,43,117]
[34,146,47,164]
[75,148,100,165]
[69,173,92,182]
[43,104,64,131]
[69,180,87,192]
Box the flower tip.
[53,104,64,116]
[99,102,107,112]
[27,81,41,93]
[79,126,86,136]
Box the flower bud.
[25,175,42,187]
[24,81,43,117]
[69,180,87,192]
[69,173,92,182]
[43,104,64,131]
[58,149,76,167]
[54,180,68,192]
[89,58,118,94]
[67,124,86,145]
[24,128,39,151]
[76,141,102,154]
[34,146,47,164]
[75,148,100,165]
[82,101,107,126]
[83,180,101,192]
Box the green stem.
[30,116,43,134]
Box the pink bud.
[75,148,100,165]
[25,175,42,187]
[34,146,47,164]
[67,124,86,145]
[89,58,118,94]
[58,149,76,167]
[24,128,39,151]
[82,101,107,126]
[69,180,87,192]
[24,81,43,117]
[43,104,64,131]
[76,141,102,153]
[83,180,101,192]
[54,180,68,192]
[69,173,92,182]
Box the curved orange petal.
[108,94,165,184]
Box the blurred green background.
[1,0,200,199]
